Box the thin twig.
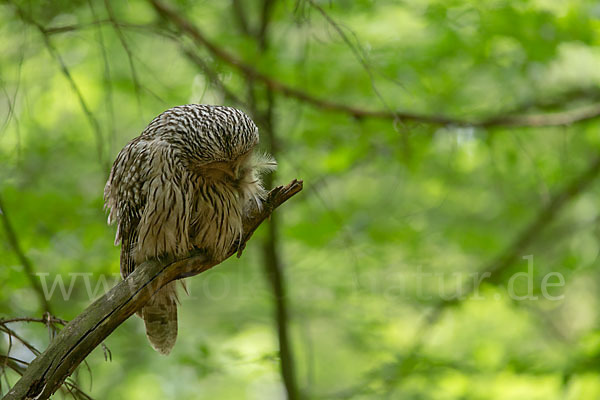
[0,326,40,357]
[0,315,93,399]
[0,356,27,377]
[0,317,67,326]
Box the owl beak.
[231,165,240,179]
[218,164,237,179]
[224,167,237,179]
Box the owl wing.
[104,137,187,355]
[104,138,150,278]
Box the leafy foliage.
[1,0,600,398]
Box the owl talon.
[236,241,247,258]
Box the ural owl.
[104,104,275,354]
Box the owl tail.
[141,282,178,355]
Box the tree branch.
[2,180,303,400]
[444,153,600,306]
[147,0,600,128]
[0,316,67,327]
[38,9,600,128]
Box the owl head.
[146,104,256,160]
[144,104,267,181]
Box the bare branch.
[0,326,40,357]
[0,316,67,327]
[3,180,302,400]
[476,104,600,127]
[0,356,27,381]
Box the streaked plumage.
[104,104,275,354]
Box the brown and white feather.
[104,104,275,354]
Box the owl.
[104,104,275,354]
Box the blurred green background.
[2,0,600,399]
